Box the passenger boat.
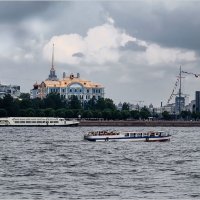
[0,117,79,127]
[84,130,171,142]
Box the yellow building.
[30,46,104,101]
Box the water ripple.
[0,126,200,199]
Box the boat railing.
[87,131,120,136]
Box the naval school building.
[30,64,104,103]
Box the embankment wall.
[79,120,200,127]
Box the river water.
[0,126,199,199]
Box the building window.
[87,89,89,93]
[70,89,72,92]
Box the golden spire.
[51,43,55,70]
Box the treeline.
[0,93,152,120]
[0,93,197,120]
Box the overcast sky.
[1,0,200,107]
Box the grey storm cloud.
[0,2,52,22]
[104,1,200,50]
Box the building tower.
[47,44,58,81]
[195,91,200,112]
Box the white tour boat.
[0,117,79,127]
[84,130,171,142]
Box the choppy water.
[0,126,199,199]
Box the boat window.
[125,133,129,137]
[136,133,142,137]
[150,133,155,137]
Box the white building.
[0,84,20,99]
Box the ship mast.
[179,66,182,114]
[177,65,185,115]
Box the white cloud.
[43,18,196,70]
[43,19,136,65]
[145,44,196,65]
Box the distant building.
[117,102,123,110]
[30,45,104,104]
[185,100,195,113]
[162,103,175,114]
[195,91,200,112]
[0,84,20,99]
[148,103,154,113]
[175,96,185,114]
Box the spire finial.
[51,43,55,69]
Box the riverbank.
[79,120,200,127]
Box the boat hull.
[0,123,79,127]
[84,135,171,142]
[0,117,79,127]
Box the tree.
[122,102,130,111]
[92,110,102,119]
[104,98,116,110]
[32,98,45,109]
[130,110,140,119]
[181,111,191,120]
[55,108,66,118]
[19,93,30,99]
[35,109,45,117]
[162,111,171,120]
[102,109,112,120]
[68,95,82,109]
[65,109,74,118]
[19,99,32,109]
[82,110,93,118]
[2,94,13,109]
[121,110,131,120]
[85,96,97,110]
[96,97,106,110]
[112,110,122,120]
[0,109,7,117]
[25,108,35,117]
[140,107,151,119]
[44,108,55,117]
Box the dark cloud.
[121,41,147,51]
[0,2,52,23]
[72,52,84,58]
[104,1,200,50]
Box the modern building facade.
[30,46,104,103]
[195,91,200,112]
[0,84,20,99]
[175,96,185,114]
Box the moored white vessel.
[0,117,79,127]
[84,130,171,142]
